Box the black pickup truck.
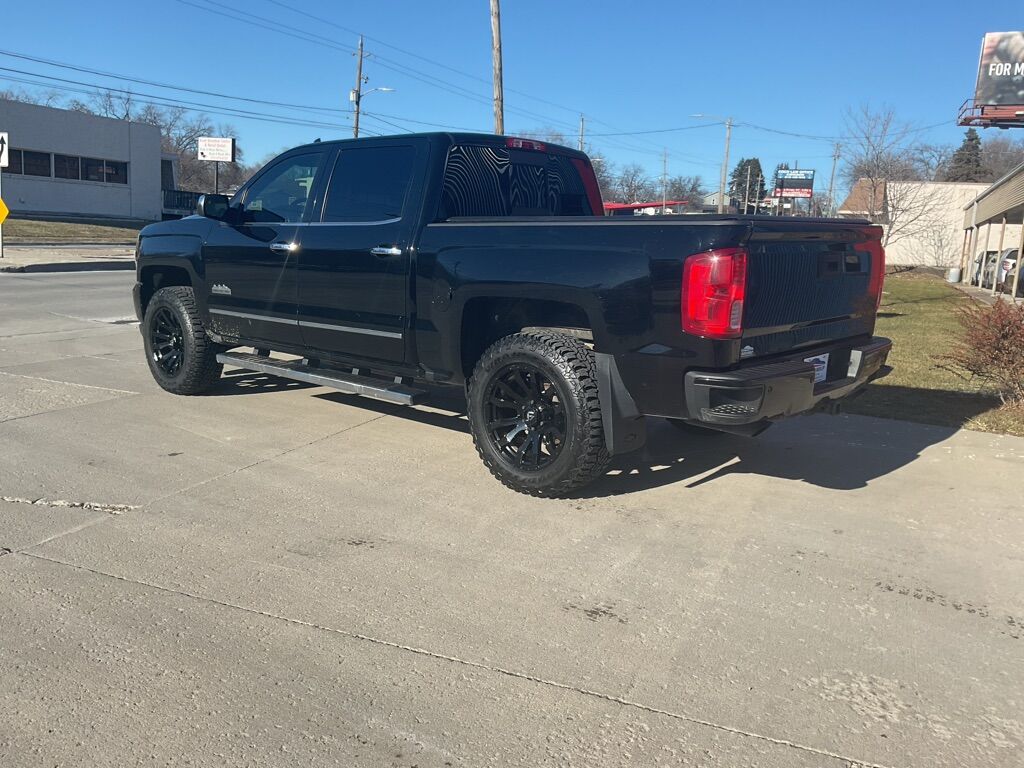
[134,132,891,496]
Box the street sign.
[0,197,8,226]
[197,136,236,163]
[0,132,9,168]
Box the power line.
[0,71,371,135]
[589,122,723,137]
[177,0,581,133]
[0,48,348,116]
[0,65,352,127]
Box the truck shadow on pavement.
[575,416,958,497]
[308,383,956,497]
[210,370,319,395]
[211,374,956,496]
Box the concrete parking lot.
[1,271,1021,767]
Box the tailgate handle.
[818,253,842,277]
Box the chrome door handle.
[269,242,297,253]
[370,246,402,257]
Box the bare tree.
[665,175,707,211]
[842,105,932,247]
[901,200,960,267]
[615,163,656,203]
[910,143,953,181]
[982,134,1024,181]
[1,87,63,107]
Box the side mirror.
[197,193,230,220]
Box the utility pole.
[717,117,733,214]
[753,173,762,215]
[742,163,751,214]
[578,114,585,152]
[490,0,504,135]
[661,149,668,214]
[826,143,841,217]
[352,35,365,139]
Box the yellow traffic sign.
[0,197,8,226]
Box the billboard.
[974,32,1024,107]
[773,169,815,199]
[197,136,236,163]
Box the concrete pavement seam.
[142,414,389,509]
[10,514,115,555]
[0,370,140,395]
[18,550,895,768]
[0,394,145,427]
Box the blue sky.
[1,0,1019,190]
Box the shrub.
[939,298,1024,404]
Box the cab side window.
[322,146,415,223]
[243,153,322,223]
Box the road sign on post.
[197,136,236,195]
[0,132,9,259]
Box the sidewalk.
[957,281,1024,306]
[0,244,135,273]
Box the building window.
[54,154,81,180]
[2,149,128,185]
[82,157,105,182]
[2,149,23,175]
[161,159,175,190]
[22,151,51,177]
[105,160,128,184]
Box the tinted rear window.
[438,145,592,219]
[323,145,415,222]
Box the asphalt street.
[1,271,1021,767]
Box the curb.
[0,260,135,274]
[5,241,137,247]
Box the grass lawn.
[845,271,1024,436]
[2,216,149,243]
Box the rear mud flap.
[595,352,647,456]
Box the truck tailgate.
[741,220,883,358]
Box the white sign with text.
[197,136,236,163]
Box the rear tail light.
[681,247,747,339]
[855,237,886,311]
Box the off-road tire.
[467,330,610,497]
[143,286,223,395]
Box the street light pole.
[490,0,504,135]
[661,149,668,214]
[826,143,841,217]
[352,35,365,139]
[718,117,732,214]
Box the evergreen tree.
[944,129,988,182]
[729,158,768,213]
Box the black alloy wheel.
[467,330,610,497]
[483,362,567,471]
[142,286,223,395]
[150,306,185,376]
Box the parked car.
[971,250,1001,287]
[133,132,891,497]
[996,248,1022,296]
